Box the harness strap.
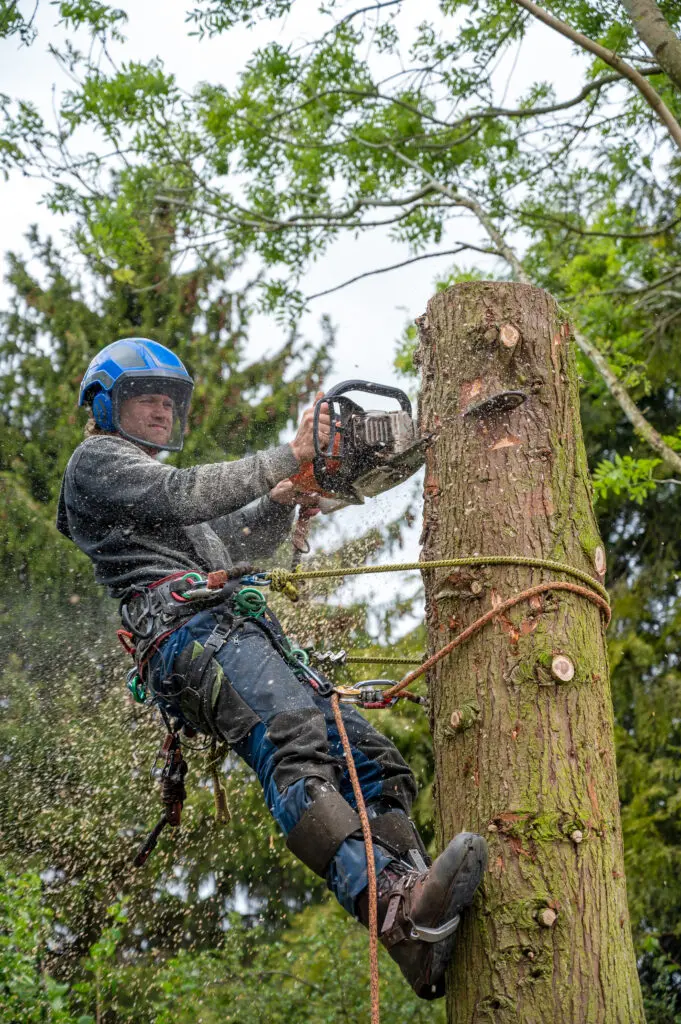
[186,619,239,691]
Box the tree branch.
[305,243,501,300]
[348,134,531,282]
[572,328,681,475]
[254,73,634,136]
[519,210,681,239]
[387,154,681,476]
[621,0,681,91]
[332,0,401,31]
[511,0,681,151]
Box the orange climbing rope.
[330,691,381,1024]
[384,580,610,700]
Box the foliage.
[586,453,662,504]
[3,0,681,1016]
[0,865,77,1023]
[0,874,444,1023]
[0,0,127,44]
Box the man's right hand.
[290,392,331,464]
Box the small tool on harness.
[133,728,188,868]
[309,648,348,666]
[126,666,146,704]
[233,586,268,618]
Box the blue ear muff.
[92,391,114,431]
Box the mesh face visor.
[112,374,193,451]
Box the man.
[57,337,487,1000]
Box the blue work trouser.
[148,609,418,913]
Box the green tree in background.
[4,0,679,479]
[0,189,332,593]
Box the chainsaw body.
[292,380,425,509]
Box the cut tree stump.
[417,282,644,1023]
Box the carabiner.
[241,573,271,587]
[126,667,147,704]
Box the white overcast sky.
[0,1,580,596]
[1,0,580,378]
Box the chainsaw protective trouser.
[148,609,420,913]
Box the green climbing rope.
[269,555,609,604]
[342,654,422,666]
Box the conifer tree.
[0,194,332,594]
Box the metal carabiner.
[241,573,271,587]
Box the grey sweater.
[56,434,300,596]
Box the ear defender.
[92,391,114,431]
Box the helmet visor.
[112,374,193,451]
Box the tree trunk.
[417,282,645,1023]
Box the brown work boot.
[357,832,487,1000]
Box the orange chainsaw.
[289,380,425,562]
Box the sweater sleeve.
[210,496,295,561]
[67,436,300,528]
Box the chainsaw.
[290,380,425,513]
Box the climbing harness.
[117,564,254,678]
[120,568,339,868]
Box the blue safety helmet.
[79,338,194,452]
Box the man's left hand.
[269,480,322,509]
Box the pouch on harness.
[118,565,333,866]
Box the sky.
[0,0,581,612]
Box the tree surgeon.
[56,337,487,1000]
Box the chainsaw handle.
[318,380,412,415]
[312,380,413,459]
[312,393,341,460]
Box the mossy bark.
[417,282,644,1023]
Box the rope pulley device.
[291,379,426,508]
[335,680,401,709]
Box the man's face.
[119,392,174,448]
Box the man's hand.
[290,391,331,464]
[269,480,322,508]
